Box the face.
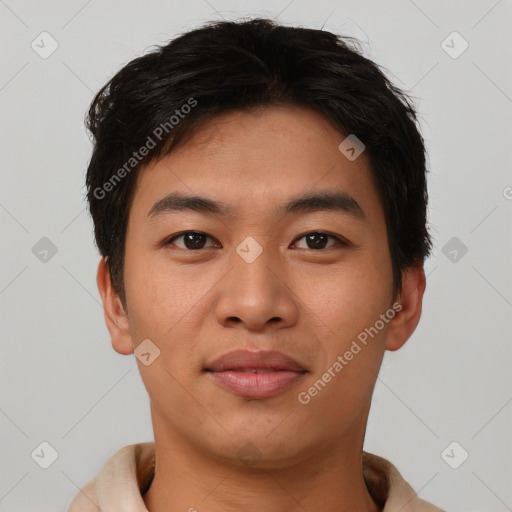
[103,105,420,468]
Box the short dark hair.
[85,17,433,307]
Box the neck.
[143,404,381,512]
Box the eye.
[292,232,347,250]
[165,231,218,250]
[164,231,349,251]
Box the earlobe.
[96,257,134,355]
[385,264,426,352]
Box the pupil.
[185,233,205,249]
[307,233,327,249]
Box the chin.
[202,421,318,470]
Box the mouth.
[205,349,308,399]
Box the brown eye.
[293,232,347,250]
[166,232,217,250]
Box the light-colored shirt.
[67,442,445,511]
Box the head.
[88,18,433,465]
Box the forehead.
[130,105,384,227]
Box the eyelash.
[163,231,349,251]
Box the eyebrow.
[147,190,367,222]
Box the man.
[68,17,444,511]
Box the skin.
[97,105,426,512]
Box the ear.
[96,257,134,355]
[385,263,426,352]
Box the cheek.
[301,258,389,337]
[297,255,392,396]
[123,246,195,335]
[123,250,217,380]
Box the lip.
[205,349,308,399]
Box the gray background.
[1,0,511,510]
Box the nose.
[214,241,299,331]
